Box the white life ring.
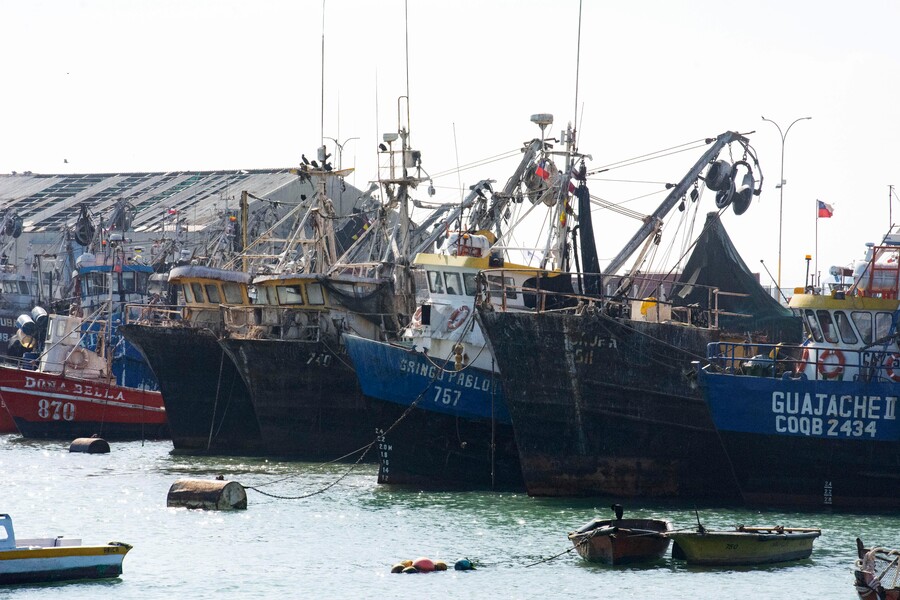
[410,307,423,328]
[884,353,900,382]
[66,347,87,369]
[817,348,845,380]
[446,305,471,331]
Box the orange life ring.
[817,348,845,379]
[884,353,900,382]
[446,305,471,331]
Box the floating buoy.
[390,563,405,573]
[454,558,476,571]
[400,559,412,568]
[412,557,435,572]
[166,478,247,510]
[434,560,448,571]
[401,566,417,574]
[69,437,110,454]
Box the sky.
[2,0,900,292]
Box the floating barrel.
[166,479,247,510]
[69,437,111,454]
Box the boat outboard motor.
[705,160,733,192]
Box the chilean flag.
[535,159,550,181]
[817,200,834,218]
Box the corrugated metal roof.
[0,168,322,233]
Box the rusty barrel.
[166,479,247,510]
[69,437,111,454]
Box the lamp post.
[761,115,811,296]
[324,136,359,171]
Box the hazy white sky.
[2,0,899,289]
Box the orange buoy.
[412,557,435,572]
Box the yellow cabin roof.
[789,293,900,312]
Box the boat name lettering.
[771,392,897,421]
[0,333,9,342]
[23,376,126,401]
[0,317,13,327]
[398,359,493,391]
[571,336,617,349]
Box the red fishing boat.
[0,314,166,440]
[0,401,16,434]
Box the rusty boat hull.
[120,323,265,455]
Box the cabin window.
[463,273,477,296]
[191,282,206,304]
[487,275,517,300]
[851,311,873,344]
[816,310,839,343]
[804,309,824,343]
[180,284,194,304]
[876,312,894,343]
[18,281,29,295]
[120,272,137,294]
[445,272,463,296]
[427,270,445,294]
[222,283,244,304]
[276,285,304,305]
[205,284,221,304]
[307,283,325,305]
[833,310,858,344]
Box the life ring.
[410,307,423,328]
[66,347,88,369]
[446,305,471,331]
[817,348,845,380]
[883,353,900,382]
[794,347,810,374]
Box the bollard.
[166,478,247,510]
[69,437,111,454]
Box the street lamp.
[324,136,359,171]
[761,115,812,295]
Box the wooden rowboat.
[568,505,672,565]
[668,525,820,566]
[0,514,131,585]
[854,538,900,600]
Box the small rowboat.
[568,505,672,565]
[668,525,820,566]
[0,514,131,585]
[854,538,900,600]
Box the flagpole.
[815,200,819,291]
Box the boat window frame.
[444,271,464,296]
[190,282,206,304]
[205,284,222,304]
[222,282,244,304]
[17,281,29,295]
[851,311,873,345]
[833,310,858,345]
[815,309,839,343]
[427,270,446,294]
[487,274,518,300]
[180,283,194,304]
[463,272,478,296]
[804,309,824,343]
[275,285,305,305]
[876,311,894,343]
[306,283,325,305]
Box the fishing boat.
[695,229,900,509]
[568,505,671,565]
[855,538,900,600]
[668,525,820,566]
[0,214,167,440]
[0,514,131,585]
[120,264,266,455]
[475,132,800,499]
[344,113,579,489]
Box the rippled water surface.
[0,435,892,599]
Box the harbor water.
[0,434,891,599]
